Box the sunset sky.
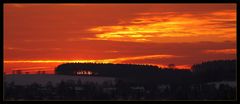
[4,4,236,74]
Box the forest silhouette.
[55,59,236,84]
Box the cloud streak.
[4,54,178,64]
[203,48,236,54]
[5,47,62,51]
[12,67,51,70]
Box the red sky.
[4,4,236,74]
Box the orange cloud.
[203,49,236,54]
[88,10,236,43]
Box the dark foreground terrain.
[4,60,236,100]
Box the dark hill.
[55,59,236,84]
[191,59,236,82]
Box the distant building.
[76,70,93,75]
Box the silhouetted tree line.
[4,60,236,100]
[55,60,236,84]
